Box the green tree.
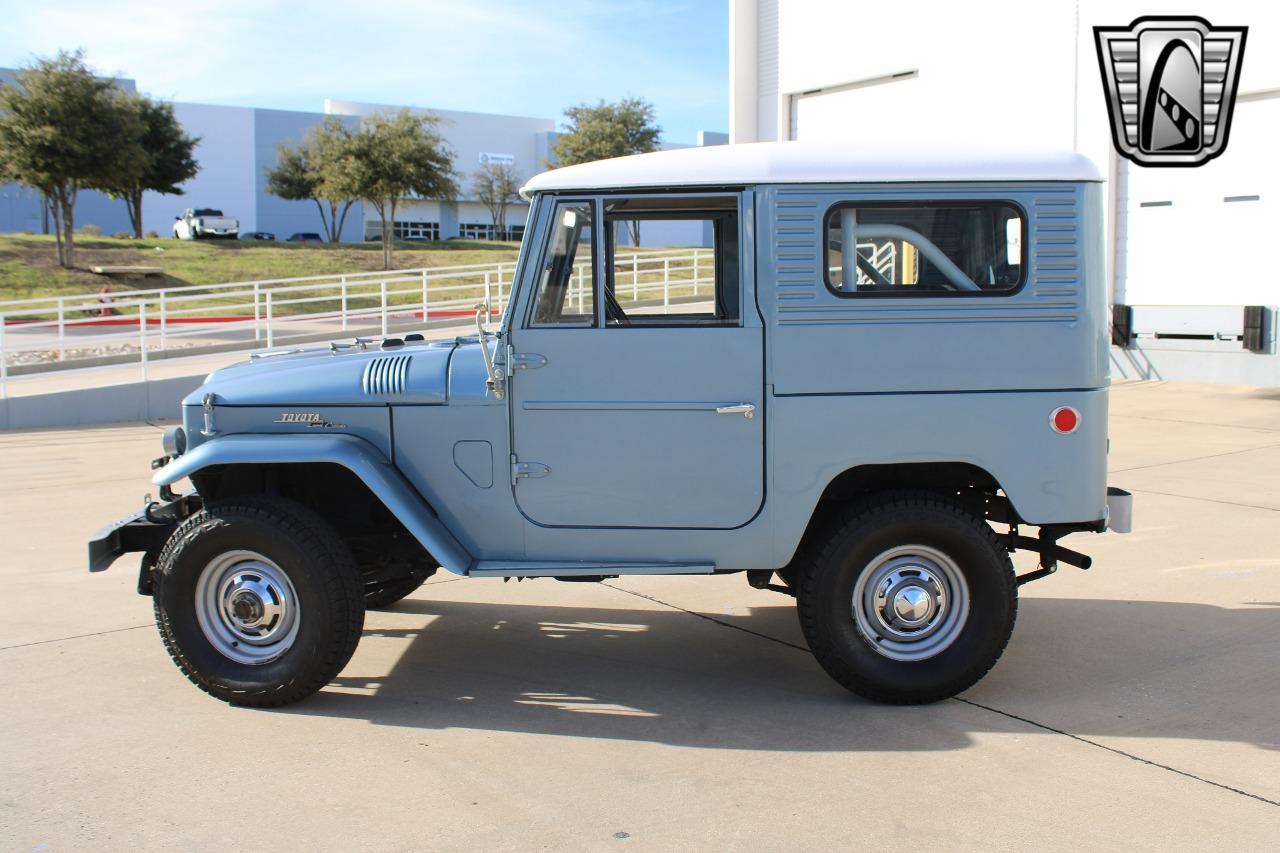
[552,97,661,245]
[100,95,199,238]
[471,160,520,241]
[265,116,357,243]
[0,50,143,267]
[333,109,457,269]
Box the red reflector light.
[1050,406,1080,434]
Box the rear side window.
[824,202,1025,296]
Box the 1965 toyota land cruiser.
[89,142,1133,707]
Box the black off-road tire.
[152,496,365,707]
[796,491,1016,704]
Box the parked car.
[90,142,1132,708]
[286,232,324,244]
[173,208,239,240]
[240,231,276,241]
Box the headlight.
[162,426,187,456]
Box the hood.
[184,337,473,407]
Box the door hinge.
[511,455,550,484]
[509,352,547,370]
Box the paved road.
[1,381,1277,850]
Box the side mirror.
[174,216,180,221]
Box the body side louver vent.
[361,355,412,396]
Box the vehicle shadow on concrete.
[290,596,1280,753]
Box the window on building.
[602,196,739,327]
[824,203,1025,296]
[528,201,595,327]
[393,221,440,241]
[458,223,492,240]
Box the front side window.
[824,203,1025,296]
[529,200,596,326]
[602,196,740,326]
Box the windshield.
[193,208,224,217]
[498,201,539,332]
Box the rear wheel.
[152,496,365,707]
[796,492,1016,704]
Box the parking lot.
[1,380,1277,850]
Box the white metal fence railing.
[0,248,713,397]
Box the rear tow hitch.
[1006,523,1097,586]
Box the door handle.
[715,403,756,419]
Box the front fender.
[152,433,472,575]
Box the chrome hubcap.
[892,585,933,624]
[195,550,300,665]
[852,545,970,662]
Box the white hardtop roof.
[521,141,1102,196]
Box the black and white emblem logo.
[1094,16,1247,167]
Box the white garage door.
[791,77,923,141]
[1121,95,1279,306]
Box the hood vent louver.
[361,355,412,397]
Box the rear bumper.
[1106,487,1133,533]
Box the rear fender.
[152,433,472,574]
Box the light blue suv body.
[89,143,1131,706]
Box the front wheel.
[796,492,1016,704]
[152,496,365,706]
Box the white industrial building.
[0,71,725,246]
[730,0,1280,385]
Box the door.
[508,194,764,529]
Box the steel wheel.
[194,549,301,665]
[797,493,1015,704]
[851,544,971,662]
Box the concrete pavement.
[1,381,1277,850]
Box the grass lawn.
[0,233,523,303]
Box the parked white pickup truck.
[173,208,239,240]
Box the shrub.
[145,230,158,239]
[78,224,102,236]
[111,231,131,239]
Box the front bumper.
[87,494,201,576]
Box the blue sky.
[0,0,728,144]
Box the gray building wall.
[146,103,257,236]
[251,108,364,241]
[325,99,557,241]
[143,104,364,241]
[326,99,555,193]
